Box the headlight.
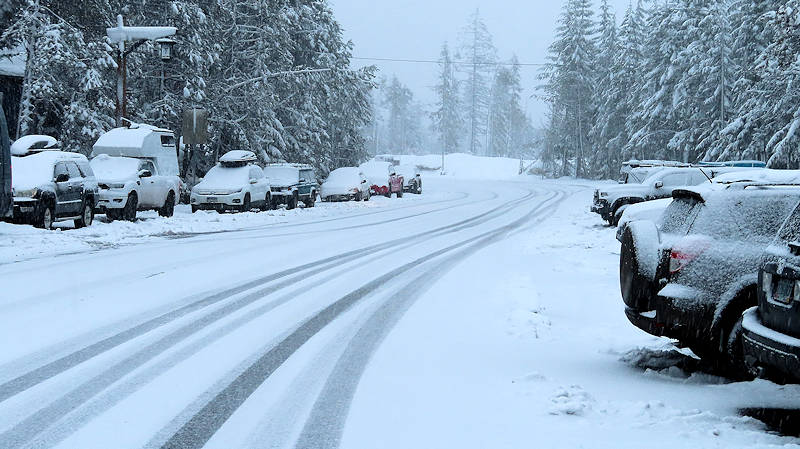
[111,183,125,189]
[14,188,38,198]
[217,189,242,195]
[599,192,608,198]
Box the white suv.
[190,150,272,213]
[90,154,181,221]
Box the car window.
[660,173,687,187]
[249,167,263,180]
[689,171,709,185]
[300,169,314,182]
[54,162,69,180]
[660,198,700,234]
[139,160,156,174]
[777,202,800,243]
[688,193,800,242]
[66,162,81,179]
[77,161,94,178]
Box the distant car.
[0,100,10,219]
[742,206,800,381]
[90,155,180,221]
[263,163,318,209]
[394,164,422,194]
[190,150,271,213]
[388,171,404,198]
[11,150,98,229]
[593,167,713,225]
[620,186,800,374]
[359,161,392,196]
[320,167,370,202]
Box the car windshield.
[263,166,298,185]
[89,156,140,181]
[199,164,250,189]
[325,168,360,185]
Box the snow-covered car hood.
[597,183,650,202]
[359,161,390,186]
[10,155,53,191]
[193,165,250,192]
[617,198,672,230]
[90,155,139,183]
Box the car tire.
[191,205,199,213]
[36,203,55,230]
[355,192,363,202]
[306,192,316,208]
[287,194,297,210]
[619,225,656,311]
[398,190,403,198]
[261,194,272,211]
[123,193,137,221]
[159,191,176,217]
[74,201,94,228]
[240,194,251,213]
[106,209,121,221]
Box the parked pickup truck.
[90,155,180,220]
[593,167,711,225]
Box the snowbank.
[378,153,531,180]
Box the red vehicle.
[388,172,404,198]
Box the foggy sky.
[329,0,633,128]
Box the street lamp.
[156,38,176,61]
[106,15,177,127]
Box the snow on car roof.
[713,169,800,185]
[219,150,257,163]
[93,123,172,150]
[325,167,361,182]
[196,164,252,189]
[10,135,59,156]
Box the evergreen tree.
[458,9,496,156]
[431,42,462,157]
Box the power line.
[350,56,545,67]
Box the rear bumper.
[624,307,665,336]
[742,308,800,379]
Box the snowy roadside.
[345,180,800,449]
[0,192,437,265]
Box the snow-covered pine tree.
[431,42,462,157]
[588,0,619,178]
[539,0,597,177]
[457,9,496,156]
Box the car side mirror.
[138,169,152,178]
[55,173,69,183]
[361,179,367,184]
[250,179,258,184]
[299,178,306,183]
[654,181,664,189]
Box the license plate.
[207,197,218,203]
[773,278,794,305]
[20,206,33,213]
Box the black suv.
[742,205,800,381]
[619,186,800,374]
[11,151,98,229]
[263,163,318,209]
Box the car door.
[66,162,85,214]
[299,168,314,197]
[656,173,688,198]
[249,166,268,201]
[137,160,159,207]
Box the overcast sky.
[329,0,633,128]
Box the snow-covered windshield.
[198,164,250,189]
[627,168,652,184]
[394,165,417,179]
[359,161,391,185]
[325,167,360,186]
[11,155,54,190]
[89,155,140,181]
[263,166,298,186]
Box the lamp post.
[106,15,176,127]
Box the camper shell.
[91,123,179,176]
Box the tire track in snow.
[157,189,560,449]
[0,187,538,448]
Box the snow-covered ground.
[0,174,797,449]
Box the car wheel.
[261,194,272,211]
[159,191,176,217]
[619,225,655,312]
[355,192,363,202]
[123,193,138,221]
[398,190,403,198]
[306,192,316,208]
[74,202,94,228]
[191,205,199,213]
[364,192,370,201]
[37,204,55,230]
[240,194,251,213]
[287,194,297,210]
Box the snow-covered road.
[1,177,798,449]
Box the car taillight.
[668,238,710,274]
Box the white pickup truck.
[90,123,181,221]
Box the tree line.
[540,0,800,179]
[0,0,375,176]
[366,10,536,159]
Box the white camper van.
[90,123,181,220]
